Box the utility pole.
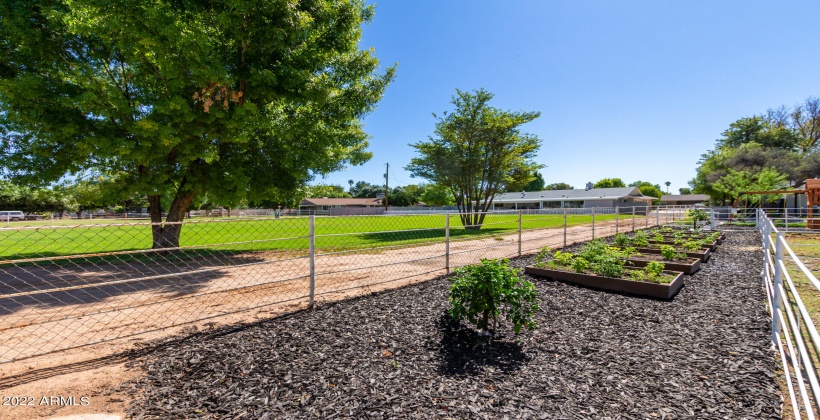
[384,162,389,210]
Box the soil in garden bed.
[626,252,702,274]
[124,230,779,419]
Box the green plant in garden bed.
[614,233,629,247]
[626,261,674,284]
[631,231,650,247]
[449,259,539,335]
[660,245,688,261]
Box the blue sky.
[318,0,820,194]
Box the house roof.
[661,194,710,202]
[300,198,381,206]
[494,187,654,203]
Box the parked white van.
[0,211,25,221]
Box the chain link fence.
[0,206,691,363]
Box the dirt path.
[0,217,659,419]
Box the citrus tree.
[448,259,539,335]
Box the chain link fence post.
[563,207,567,249]
[656,206,660,226]
[591,207,595,239]
[615,206,619,235]
[772,231,784,342]
[518,210,523,257]
[309,215,316,308]
[445,212,450,273]
[631,207,635,232]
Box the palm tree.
[664,181,671,193]
[348,179,354,193]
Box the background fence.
[0,206,692,363]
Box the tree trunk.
[149,191,196,249]
[481,309,490,332]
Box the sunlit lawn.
[0,213,627,260]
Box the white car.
[0,211,25,221]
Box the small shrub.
[660,245,676,260]
[449,259,539,334]
[632,231,649,247]
[645,261,665,278]
[618,246,638,258]
[614,233,629,247]
[571,257,589,273]
[534,246,552,265]
[682,240,702,251]
[592,254,624,278]
[552,250,574,267]
[652,232,665,242]
[687,209,709,231]
[578,240,608,262]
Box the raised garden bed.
[627,255,701,275]
[637,246,711,262]
[524,266,685,299]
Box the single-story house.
[660,194,710,206]
[492,187,655,210]
[299,197,382,212]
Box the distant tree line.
[690,96,820,205]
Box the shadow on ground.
[435,313,529,376]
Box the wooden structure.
[807,179,820,229]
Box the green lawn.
[0,213,625,261]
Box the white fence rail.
[758,208,820,418]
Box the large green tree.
[544,182,574,190]
[522,171,545,192]
[593,178,626,188]
[406,89,542,228]
[0,0,393,247]
[691,96,820,204]
[629,180,663,201]
[419,183,455,206]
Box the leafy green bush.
[534,246,552,265]
[449,259,539,334]
[652,232,665,242]
[571,257,589,273]
[682,240,702,251]
[632,231,649,247]
[619,246,638,257]
[591,254,625,278]
[645,261,665,277]
[614,233,629,247]
[660,245,676,260]
[552,250,574,267]
[687,209,709,231]
[627,261,669,283]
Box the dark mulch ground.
[125,231,781,419]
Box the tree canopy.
[628,180,663,200]
[406,89,542,228]
[593,178,626,189]
[523,171,545,192]
[0,0,394,247]
[544,182,574,191]
[690,96,820,204]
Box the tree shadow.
[354,226,516,247]
[435,313,529,377]
[0,249,293,315]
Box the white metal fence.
[758,209,820,418]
